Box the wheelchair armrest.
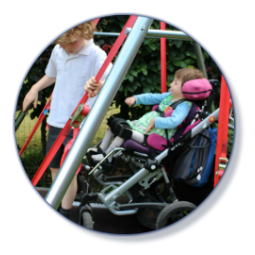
[147,134,167,151]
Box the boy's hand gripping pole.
[31,15,138,186]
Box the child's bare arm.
[145,118,155,134]
[125,96,136,106]
[23,75,56,111]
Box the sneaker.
[87,148,99,155]
[91,154,104,162]
[87,147,105,156]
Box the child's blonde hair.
[175,68,204,86]
[55,21,95,44]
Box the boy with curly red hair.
[23,20,112,219]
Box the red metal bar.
[31,15,138,186]
[214,76,230,187]
[160,22,167,93]
[93,19,100,26]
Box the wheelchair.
[77,79,221,230]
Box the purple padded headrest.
[182,78,212,100]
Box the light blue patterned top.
[129,92,191,138]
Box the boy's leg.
[51,167,59,182]
[61,174,77,210]
[51,167,77,217]
[47,126,75,218]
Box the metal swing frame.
[43,16,233,220]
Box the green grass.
[15,110,44,150]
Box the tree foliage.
[16,45,55,155]
[17,45,54,115]
[95,15,221,119]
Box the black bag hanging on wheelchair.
[169,127,217,187]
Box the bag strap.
[189,132,210,149]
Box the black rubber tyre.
[82,211,94,229]
[156,201,196,229]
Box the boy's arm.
[22,75,56,111]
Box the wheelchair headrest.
[182,78,212,100]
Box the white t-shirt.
[45,39,112,128]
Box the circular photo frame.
[12,12,245,245]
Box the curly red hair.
[55,21,95,44]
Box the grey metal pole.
[193,42,208,79]
[191,108,219,137]
[94,32,121,37]
[125,28,192,41]
[45,17,154,209]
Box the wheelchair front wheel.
[156,201,196,229]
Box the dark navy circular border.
[12,12,245,245]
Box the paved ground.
[37,188,152,234]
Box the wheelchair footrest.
[86,151,115,171]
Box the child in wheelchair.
[87,68,209,163]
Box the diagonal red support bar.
[31,15,137,186]
[93,18,100,25]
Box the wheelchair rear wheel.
[156,201,196,229]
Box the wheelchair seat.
[119,78,218,154]
[122,103,200,154]
[122,139,151,154]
